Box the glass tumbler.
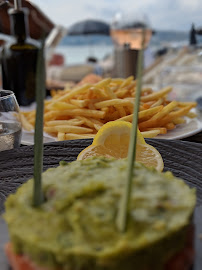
[0,90,22,151]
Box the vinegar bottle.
[1,4,40,106]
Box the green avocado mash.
[4,157,196,270]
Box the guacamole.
[4,157,196,270]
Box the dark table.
[0,132,202,269]
[0,132,202,213]
[182,131,202,144]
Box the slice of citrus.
[77,144,127,160]
[93,121,145,148]
[77,121,164,171]
[77,143,164,172]
[135,143,164,172]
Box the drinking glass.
[111,11,152,50]
[0,90,22,151]
[110,11,153,78]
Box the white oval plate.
[155,116,202,140]
[21,110,202,145]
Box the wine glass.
[0,90,22,151]
[110,11,154,78]
[110,11,153,49]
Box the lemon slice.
[77,143,164,172]
[93,121,145,147]
[77,144,127,160]
[77,121,164,172]
[135,143,164,172]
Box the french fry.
[177,101,197,108]
[21,111,34,116]
[65,133,95,140]
[115,105,127,118]
[173,117,186,125]
[57,132,65,141]
[20,113,34,131]
[76,116,95,128]
[141,130,161,138]
[46,119,84,126]
[116,89,129,98]
[120,76,134,87]
[105,111,120,121]
[104,86,117,99]
[44,111,59,121]
[150,98,164,108]
[70,99,88,108]
[149,101,178,121]
[111,78,125,84]
[110,86,119,92]
[159,105,193,127]
[117,114,133,122]
[28,117,35,126]
[56,125,93,134]
[50,102,77,110]
[44,100,53,105]
[165,122,176,130]
[57,84,92,101]
[94,124,102,131]
[44,125,94,135]
[88,117,104,126]
[108,106,115,114]
[126,81,136,90]
[95,99,133,109]
[89,87,108,98]
[142,103,151,109]
[87,103,96,110]
[138,105,163,120]
[117,106,163,123]
[141,86,172,102]
[141,87,153,95]
[186,111,197,118]
[22,75,197,141]
[45,109,105,121]
[142,127,167,135]
[44,126,58,133]
[50,89,57,97]
[101,107,109,113]
[139,104,193,129]
[26,111,35,120]
[94,78,111,88]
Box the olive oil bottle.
[1,4,40,106]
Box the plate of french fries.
[20,76,202,145]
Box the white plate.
[155,116,202,140]
[21,131,56,145]
[21,110,202,145]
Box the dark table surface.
[0,132,202,269]
[182,131,202,144]
[0,132,202,213]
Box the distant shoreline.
[60,30,190,47]
[56,30,202,65]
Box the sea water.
[55,31,191,66]
[55,44,114,65]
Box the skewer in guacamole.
[4,157,196,270]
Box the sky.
[33,0,202,32]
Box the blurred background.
[1,0,202,103]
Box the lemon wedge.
[77,121,164,172]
